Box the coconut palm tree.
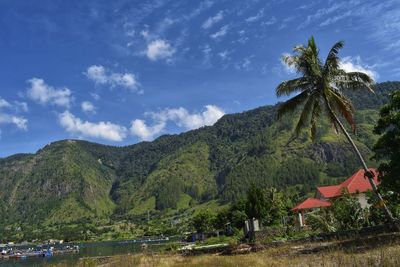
[276,36,396,224]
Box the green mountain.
[0,81,399,240]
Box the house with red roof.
[292,168,379,227]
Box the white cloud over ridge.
[339,56,378,81]
[202,11,224,29]
[27,78,73,108]
[85,65,140,91]
[130,120,166,141]
[145,39,175,61]
[59,111,127,141]
[130,105,225,141]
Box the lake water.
[0,239,172,267]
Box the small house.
[292,168,379,227]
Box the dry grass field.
[49,233,400,267]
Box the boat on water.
[1,245,79,260]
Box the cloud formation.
[27,78,73,108]
[85,65,140,91]
[202,11,224,29]
[81,101,96,115]
[145,39,175,61]
[339,56,378,81]
[0,113,27,131]
[0,98,11,109]
[246,8,264,23]
[210,25,229,39]
[130,105,225,141]
[0,97,28,131]
[130,120,166,141]
[148,105,225,130]
[59,111,127,141]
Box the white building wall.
[357,193,370,209]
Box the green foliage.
[245,184,268,220]
[192,210,217,233]
[263,188,286,226]
[245,185,286,226]
[373,90,400,201]
[308,193,368,232]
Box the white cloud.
[130,120,166,141]
[262,16,277,26]
[0,97,28,131]
[147,105,225,130]
[218,50,231,60]
[90,92,100,101]
[319,10,352,27]
[210,25,229,40]
[202,11,224,29]
[145,39,175,61]
[14,101,29,113]
[246,8,264,23]
[0,98,11,109]
[85,65,140,91]
[235,56,254,71]
[129,105,225,141]
[27,78,73,108]
[0,113,27,131]
[201,44,213,66]
[187,0,214,19]
[339,56,378,81]
[123,22,135,37]
[81,101,96,115]
[299,2,345,29]
[58,111,127,141]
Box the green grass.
[176,194,192,210]
[130,197,156,215]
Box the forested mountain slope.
[0,81,398,229]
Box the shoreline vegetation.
[47,232,400,267]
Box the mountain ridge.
[0,81,399,240]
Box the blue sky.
[0,0,399,157]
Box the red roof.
[317,185,342,198]
[292,197,331,211]
[317,168,379,199]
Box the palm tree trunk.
[326,104,397,226]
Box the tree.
[373,91,400,201]
[192,210,216,233]
[264,187,285,226]
[276,36,395,224]
[245,184,268,220]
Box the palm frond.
[294,37,323,78]
[324,40,344,74]
[295,92,317,136]
[276,77,311,97]
[310,99,321,140]
[334,71,375,92]
[277,90,309,119]
[326,89,356,132]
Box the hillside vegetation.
[0,81,399,241]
